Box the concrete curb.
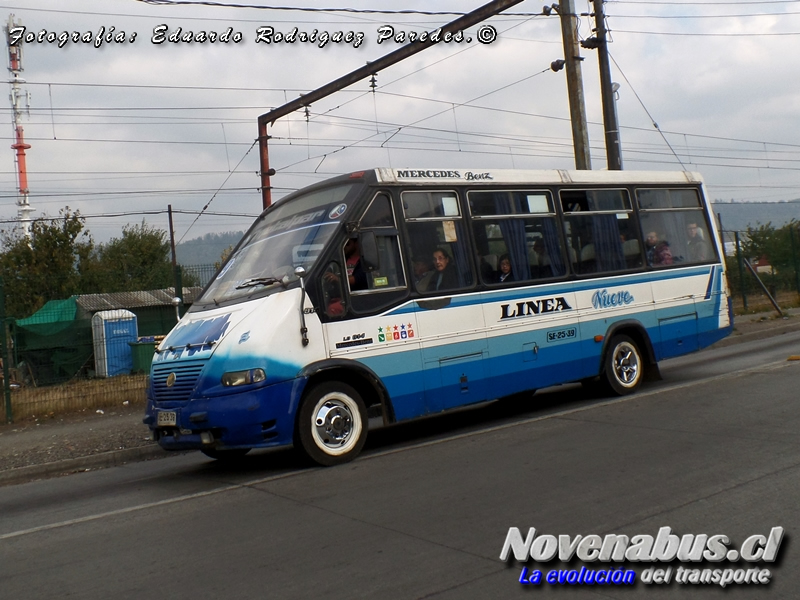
[714,320,800,348]
[0,443,172,487]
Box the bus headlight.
[221,368,266,387]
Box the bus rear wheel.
[297,381,368,466]
[602,335,643,396]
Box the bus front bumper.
[143,377,308,452]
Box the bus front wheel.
[297,381,368,466]
[602,335,643,396]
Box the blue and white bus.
[144,169,732,465]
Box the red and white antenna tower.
[6,14,34,238]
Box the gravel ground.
[0,406,154,471]
[0,309,798,481]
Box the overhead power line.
[133,0,539,16]
[614,0,797,5]
[610,11,800,18]
[0,209,258,225]
[612,29,800,36]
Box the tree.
[742,221,800,295]
[743,221,796,273]
[93,222,174,292]
[215,244,235,270]
[0,209,93,317]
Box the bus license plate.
[157,411,177,427]
[547,327,577,343]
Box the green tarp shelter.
[14,298,93,385]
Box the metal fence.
[0,264,218,423]
[719,229,800,314]
[182,263,219,288]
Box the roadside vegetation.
[0,210,188,318]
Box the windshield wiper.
[235,277,282,290]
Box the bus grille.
[152,360,208,403]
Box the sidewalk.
[0,406,163,486]
[1,308,798,486]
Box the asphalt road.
[1,330,799,599]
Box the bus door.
[401,189,488,413]
[318,192,431,422]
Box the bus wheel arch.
[295,362,394,465]
[299,361,395,424]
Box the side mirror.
[359,231,380,271]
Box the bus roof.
[373,168,704,186]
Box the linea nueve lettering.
[500,297,572,320]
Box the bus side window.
[561,189,638,275]
[355,234,406,291]
[353,193,407,293]
[403,190,474,293]
[405,222,474,292]
[348,193,410,315]
[321,261,346,318]
[636,188,714,266]
[468,189,566,285]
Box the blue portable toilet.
[92,310,138,377]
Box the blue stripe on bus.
[704,265,716,300]
[384,265,715,316]
[359,291,728,422]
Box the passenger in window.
[430,247,458,291]
[345,238,368,290]
[645,231,660,265]
[495,254,514,283]
[325,238,367,291]
[654,241,673,266]
[645,231,673,266]
[478,254,495,283]
[532,239,552,278]
[412,256,434,290]
[322,263,346,317]
[686,222,708,262]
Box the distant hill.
[711,200,800,233]
[176,231,244,265]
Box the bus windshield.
[197,183,359,306]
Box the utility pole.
[5,15,35,237]
[167,204,183,305]
[557,0,591,170]
[585,0,622,170]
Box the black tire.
[602,335,644,396]
[200,448,251,460]
[297,381,368,466]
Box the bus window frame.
[348,191,408,297]
[400,188,477,295]
[635,186,718,266]
[467,187,569,286]
[558,187,644,277]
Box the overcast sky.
[2,0,799,246]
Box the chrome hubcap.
[313,397,355,449]
[613,342,640,386]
